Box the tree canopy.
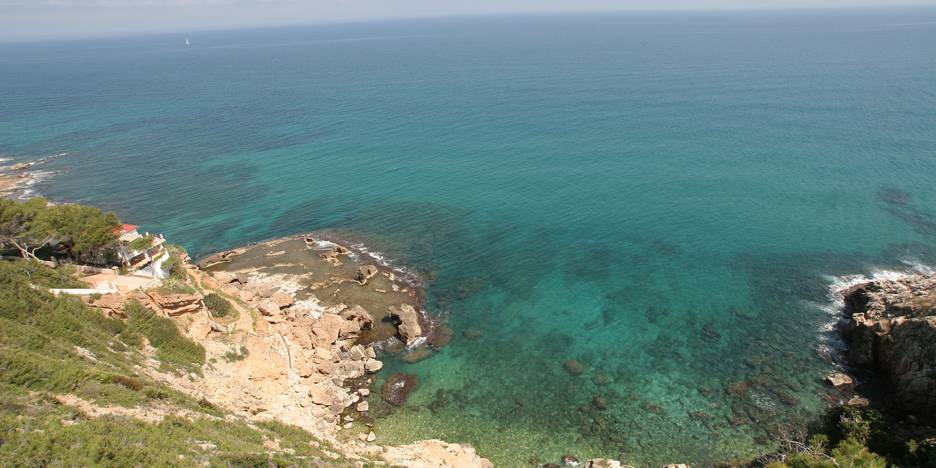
[0,197,119,261]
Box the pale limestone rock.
[364,359,383,373]
[212,271,235,284]
[271,291,295,308]
[387,304,422,345]
[258,299,280,316]
[312,313,344,344]
[825,372,853,388]
[382,440,494,468]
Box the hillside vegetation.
[0,259,361,467]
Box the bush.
[223,346,248,362]
[121,301,205,374]
[204,293,233,318]
[161,247,187,281]
[106,374,143,392]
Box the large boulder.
[311,313,345,344]
[212,271,236,285]
[339,305,374,339]
[271,291,294,308]
[840,274,936,416]
[257,299,280,316]
[387,304,422,345]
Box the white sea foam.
[15,169,61,200]
[812,259,934,364]
[311,240,338,250]
[406,336,428,350]
[821,258,933,314]
[349,241,420,286]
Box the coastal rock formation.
[355,264,379,285]
[824,372,853,389]
[840,273,936,416]
[149,293,204,316]
[387,304,423,345]
[87,290,204,318]
[83,234,490,467]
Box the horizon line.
[2,3,935,45]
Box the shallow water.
[3,9,936,466]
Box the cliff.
[840,273,936,417]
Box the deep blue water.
[3,9,936,466]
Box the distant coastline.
[0,153,67,200]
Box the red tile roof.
[114,224,138,234]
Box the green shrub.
[223,346,249,362]
[161,248,187,282]
[120,301,205,374]
[106,374,144,392]
[204,293,233,318]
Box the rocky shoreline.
[81,234,492,467]
[836,272,936,418]
[0,153,66,199]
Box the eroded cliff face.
[841,274,936,416]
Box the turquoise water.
[3,9,936,465]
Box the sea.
[2,8,936,466]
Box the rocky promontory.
[840,273,936,416]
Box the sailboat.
[185,37,191,46]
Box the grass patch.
[150,278,196,295]
[0,391,350,467]
[204,293,233,318]
[120,300,205,375]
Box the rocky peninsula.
[86,233,496,467]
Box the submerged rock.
[426,323,453,350]
[592,395,608,410]
[564,359,584,376]
[402,346,433,364]
[382,373,419,406]
[591,372,610,386]
[462,328,483,340]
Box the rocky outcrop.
[354,264,379,285]
[87,290,203,318]
[840,273,936,416]
[387,304,422,345]
[149,292,204,316]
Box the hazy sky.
[2,0,935,41]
